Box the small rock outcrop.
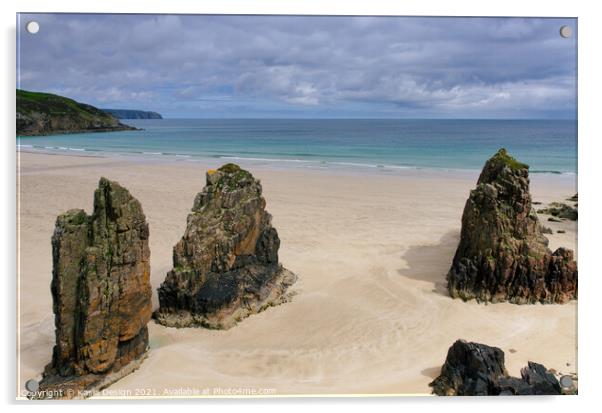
[36,178,152,399]
[154,164,297,330]
[430,340,563,396]
[537,202,578,221]
[447,149,577,304]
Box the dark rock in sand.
[154,163,297,330]
[447,149,577,304]
[548,217,563,223]
[496,362,562,395]
[538,202,578,221]
[540,225,553,234]
[567,193,578,202]
[35,178,152,399]
[430,340,562,396]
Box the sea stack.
[447,149,577,304]
[154,163,297,329]
[430,340,563,395]
[36,178,152,399]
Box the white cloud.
[17,14,577,118]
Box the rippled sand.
[17,151,577,397]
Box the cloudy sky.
[17,14,576,119]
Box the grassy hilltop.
[17,89,136,136]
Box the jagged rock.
[154,163,297,330]
[430,340,562,396]
[35,178,152,399]
[499,362,562,395]
[447,149,577,304]
[430,340,506,396]
[567,193,578,202]
[538,202,578,221]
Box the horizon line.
[146,117,577,121]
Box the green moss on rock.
[156,163,297,330]
[218,163,243,174]
[490,148,529,170]
[206,163,255,192]
[39,177,152,399]
[447,149,577,304]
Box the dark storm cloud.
[17,14,576,118]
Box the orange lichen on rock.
[34,178,152,399]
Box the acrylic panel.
[16,13,578,399]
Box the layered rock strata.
[35,178,152,399]
[155,163,297,330]
[447,149,577,304]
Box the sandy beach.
[17,151,577,397]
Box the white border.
[3,0,601,411]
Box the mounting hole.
[25,379,39,392]
[559,25,572,38]
[26,21,40,34]
[559,375,574,388]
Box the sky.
[17,14,577,119]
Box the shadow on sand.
[398,230,460,297]
[420,366,442,381]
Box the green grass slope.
[17,89,136,136]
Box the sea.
[17,119,577,174]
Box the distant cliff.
[101,109,163,119]
[17,89,136,136]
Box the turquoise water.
[17,119,577,174]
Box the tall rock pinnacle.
[154,163,297,329]
[447,149,577,304]
[35,178,152,399]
